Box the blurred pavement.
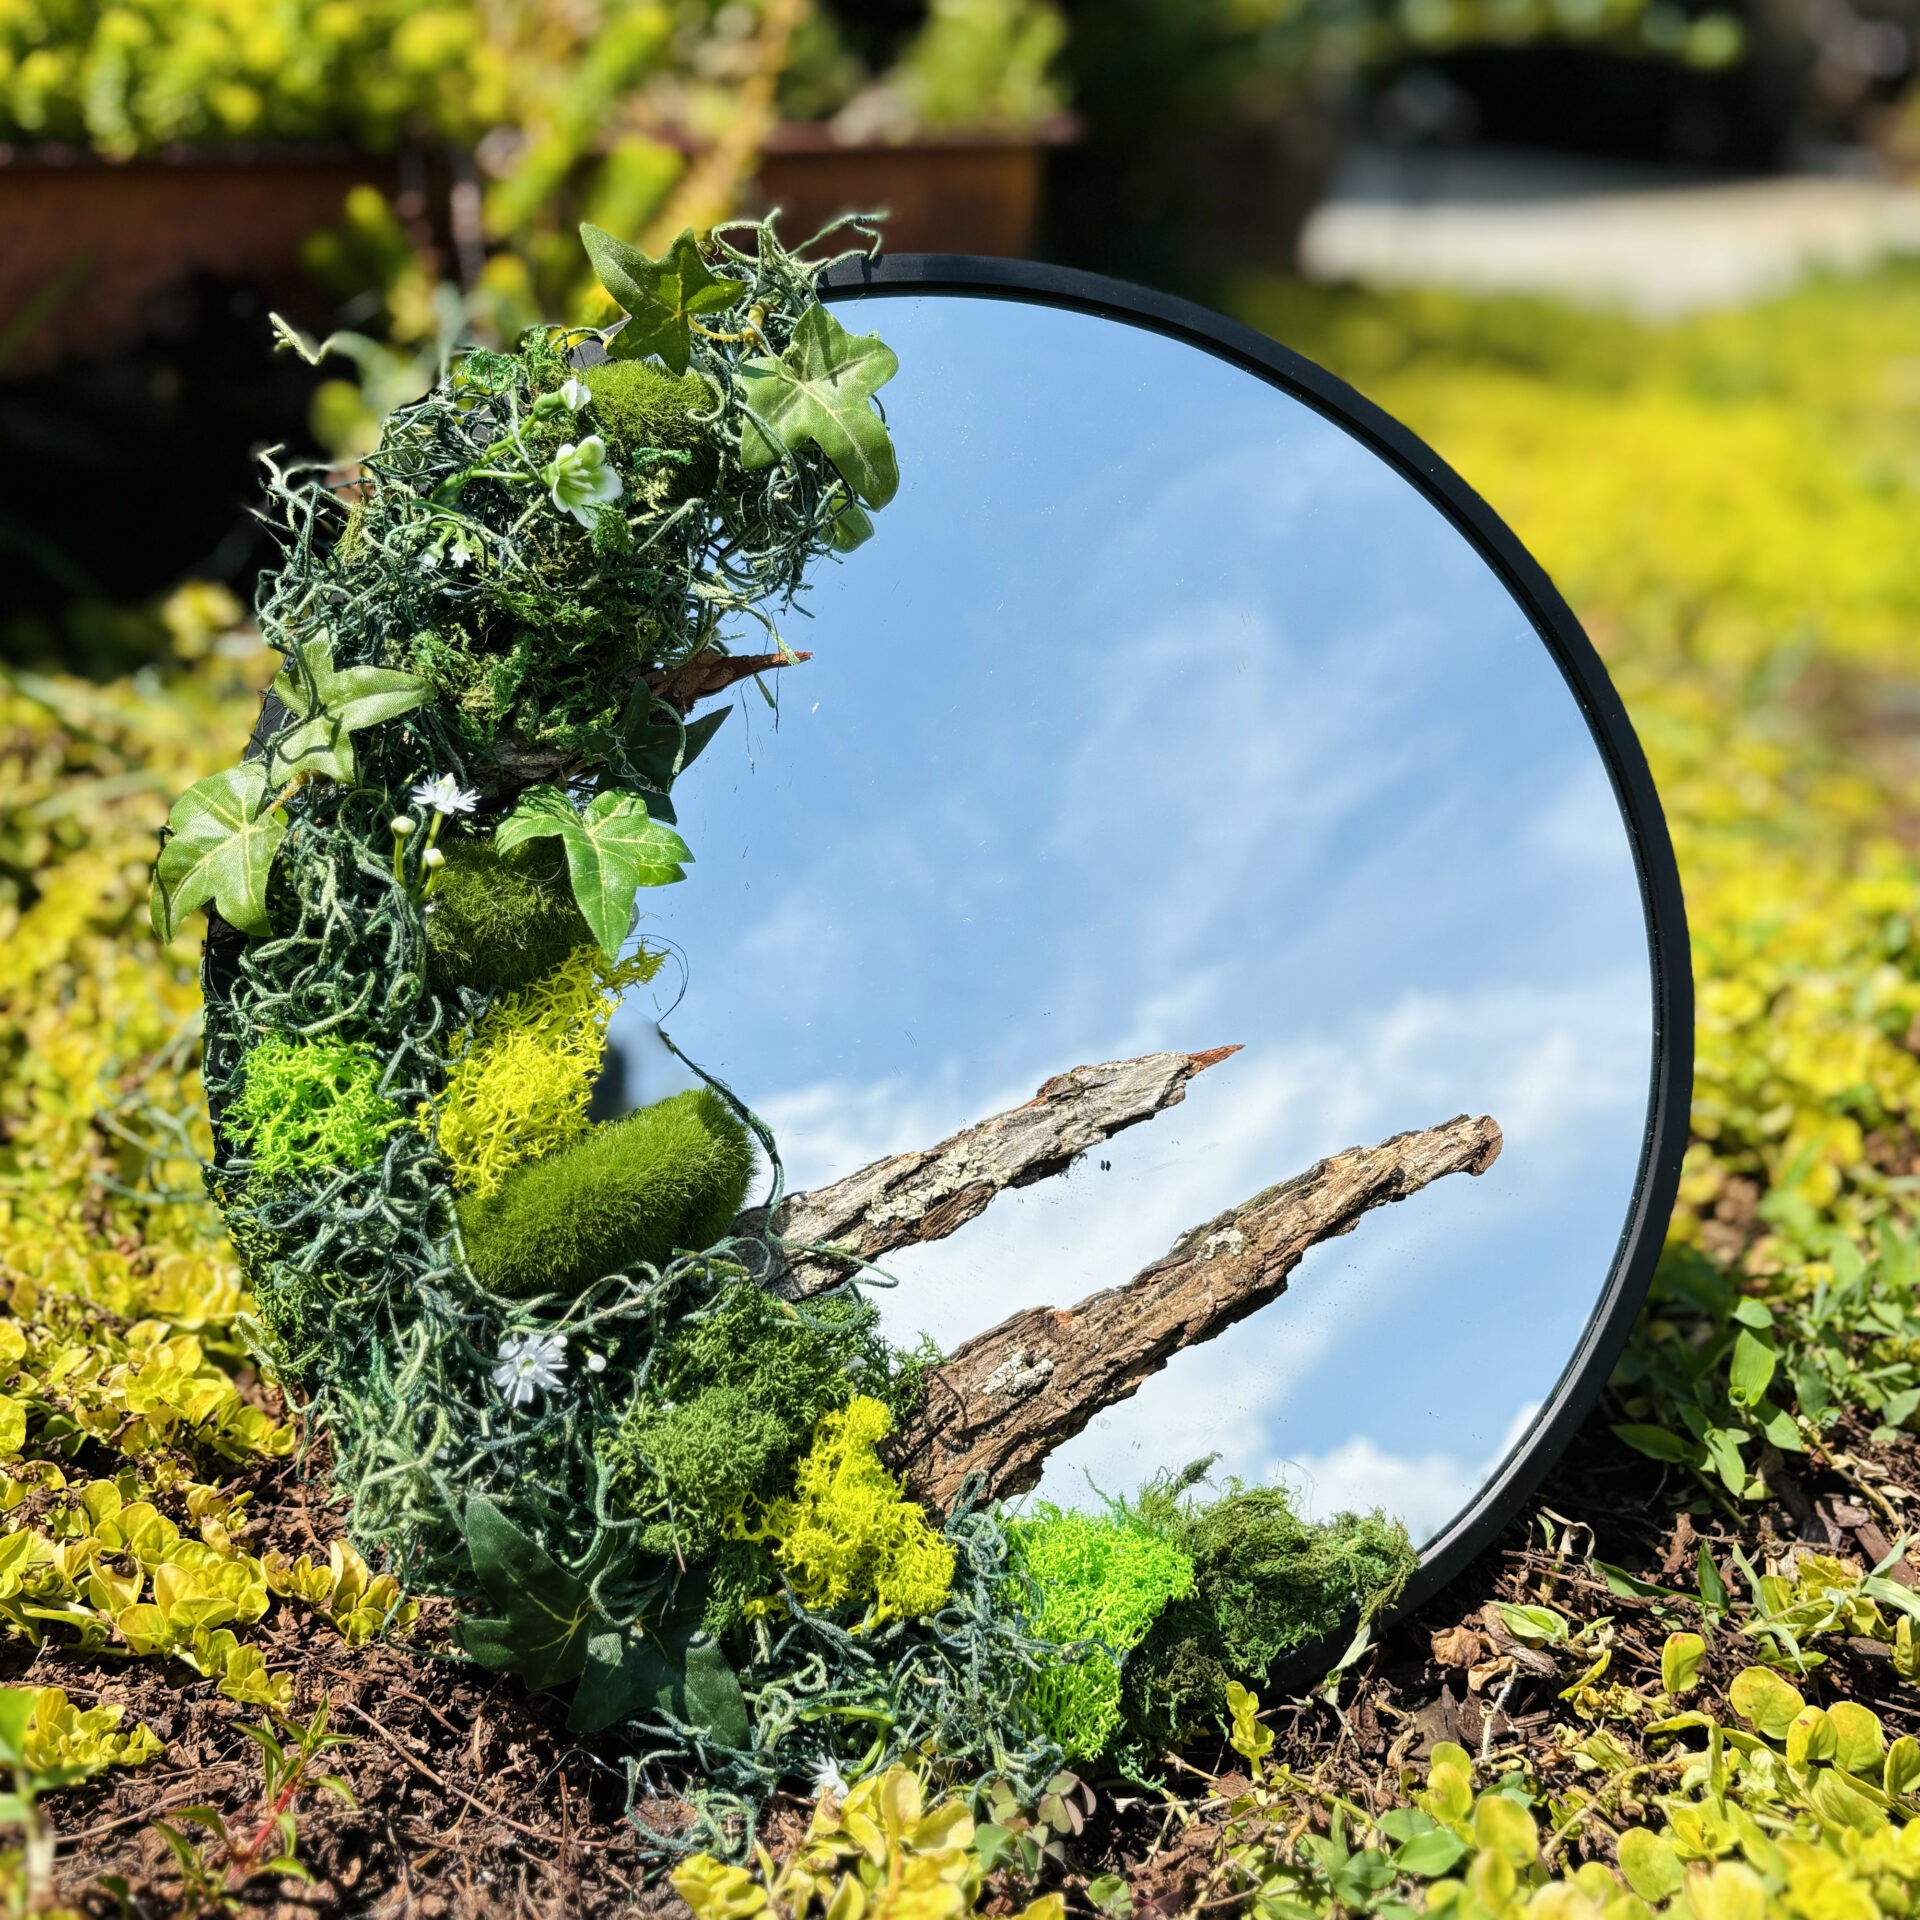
[1299,142,1920,312]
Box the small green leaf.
[1661,1630,1706,1695]
[1830,1700,1886,1777]
[1617,1829,1684,1902]
[0,1689,32,1766]
[580,225,736,375]
[1393,1829,1468,1877]
[1884,1734,1920,1799]
[150,763,287,941]
[1729,1664,1805,1739]
[737,304,900,507]
[1611,1423,1693,1463]
[269,636,429,785]
[1729,1298,1773,1329]
[494,786,690,958]
[1811,1767,1887,1834]
[1728,1326,1778,1407]
[1697,1545,1731,1615]
[1498,1603,1569,1646]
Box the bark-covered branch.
[756,1046,1242,1301]
[882,1113,1504,1514]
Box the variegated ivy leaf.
[494,786,690,958]
[580,224,737,376]
[149,762,287,942]
[268,635,430,786]
[737,304,900,508]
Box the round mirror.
[607,257,1690,1660]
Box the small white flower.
[493,1331,568,1409]
[544,435,623,528]
[585,1351,607,1374]
[559,376,592,412]
[411,773,480,816]
[811,1756,848,1801]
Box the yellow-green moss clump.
[428,944,660,1198]
[458,1086,754,1295]
[1009,1505,1195,1761]
[732,1395,955,1628]
[227,1037,402,1180]
[424,837,594,998]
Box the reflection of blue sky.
[611,295,1654,1544]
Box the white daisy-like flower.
[544,435,623,527]
[411,773,480,816]
[811,1756,848,1802]
[493,1331,568,1409]
[559,376,592,411]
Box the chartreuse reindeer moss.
[227,1037,401,1180]
[732,1397,956,1628]
[429,943,661,1197]
[459,1085,754,1294]
[1009,1504,1195,1762]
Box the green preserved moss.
[581,360,718,501]
[457,1086,754,1295]
[1008,1504,1195,1761]
[1119,1466,1415,1751]
[602,1282,897,1589]
[424,836,593,998]
[227,1036,402,1181]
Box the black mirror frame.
[820,251,1694,1666]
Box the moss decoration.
[602,1282,895,1572]
[429,944,661,1197]
[733,1396,957,1627]
[580,360,719,503]
[1009,1504,1196,1761]
[458,1086,756,1295]
[424,837,594,997]
[1119,1469,1417,1749]
[227,1037,402,1180]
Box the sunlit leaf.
[494,786,690,958]
[581,224,737,375]
[149,763,287,942]
[737,304,900,507]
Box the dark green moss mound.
[1119,1467,1415,1751]
[583,361,717,501]
[424,836,594,998]
[459,1087,754,1295]
[601,1283,896,1590]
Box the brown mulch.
[24,1412,1920,1917]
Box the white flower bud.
[391,815,417,837]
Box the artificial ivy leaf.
[149,763,287,942]
[829,501,875,552]
[681,1636,749,1748]
[494,786,690,958]
[622,705,730,820]
[268,636,430,785]
[737,305,900,508]
[456,1496,595,1692]
[580,224,737,375]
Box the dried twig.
[884,1114,1504,1512]
[759,1046,1242,1300]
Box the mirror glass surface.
[609,291,1655,1548]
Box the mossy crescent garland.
[153,218,1417,1842]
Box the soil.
[26,1410,1920,1918]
